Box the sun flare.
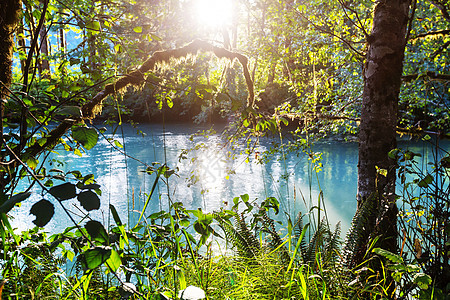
[194,0,233,28]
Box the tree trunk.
[0,0,21,100]
[39,0,51,78]
[58,25,67,76]
[17,17,27,75]
[0,0,22,189]
[357,0,411,255]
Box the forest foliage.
[0,0,449,298]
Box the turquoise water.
[11,123,448,237]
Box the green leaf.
[81,246,112,271]
[262,197,280,215]
[106,249,121,272]
[85,220,109,244]
[109,204,122,226]
[406,264,420,273]
[287,223,310,272]
[30,199,54,227]
[422,134,431,141]
[49,182,77,201]
[376,166,388,177]
[72,127,98,150]
[279,117,289,126]
[61,90,69,98]
[78,191,100,211]
[150,33,162,41]
[82,174,95,185]
[46,85,56,92]
[413,273,432,290]
[114,44,121,53]
[418,174,433,188]
[404,150,421,161]
[177,268,187,290]
[56,106,82,118]
[240,194,249,203]
[194,221,211,239]
[86,20,100,33]
[0,192,32,213]
[179,219,190,227]
[372,248,403,264]
[388,148,400,159]
[113,140,123,148]
[133,26,142,33]
[26,156,38,170]
[232,196,240,206]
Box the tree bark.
[0,0,22,189]
[39,0,51,78]
[357,0,411,255]
[0,0,21,99]
[59,25,67,75]
[17,17,27,75]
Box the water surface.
[11,123,447,237]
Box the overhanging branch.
[82,39,254,119]
[27,40,255,158]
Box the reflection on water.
[11,123,447,237]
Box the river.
[10,123,449,238]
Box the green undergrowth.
[0,195,401,299]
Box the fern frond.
[214,212,260,259]
[234,212,261,259]
[341,195,378,268]
[303,219,327,264]
[324,221,341,264]
[292,212,308,261]
[259,208,290,263]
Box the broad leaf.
[49,182,77,201]
[72,127,98,150]
[86,20,100,33]
[388,148,400,159]
[418,174,433,188]
[372,248,403,264]
[105,249,121,272]
[413,273,432,290]
[56,106,82,118]
[78,191,100,211]
[240,194,249,202]
[30,199,54,227]
[85,220,109,244]
[80,246,112,271]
